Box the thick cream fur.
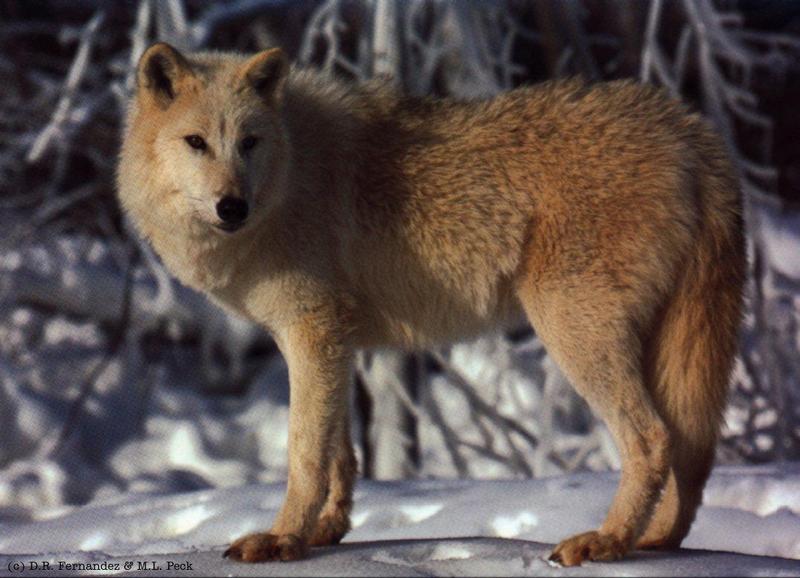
[118,44,746,565]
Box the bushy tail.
[642,144,746,547]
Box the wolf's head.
[120,42,290,237]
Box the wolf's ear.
[240,48,288,105]
[137,42,194,109]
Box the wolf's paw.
[309,512,350,547]
[223,532,308,562]
[549,531,628,567]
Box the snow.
[1,466,799,576]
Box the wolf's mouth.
[215,221,246,233]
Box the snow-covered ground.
[1,465,799,576]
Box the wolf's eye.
[184,135,207,150]
[240,135,259,152]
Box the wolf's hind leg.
[309,418,357,547]
[519,285,671,567]
[636,443,714,550]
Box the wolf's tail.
[642,133,746,546]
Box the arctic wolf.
[117,43,745,566]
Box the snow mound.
[3,539,800,577]
[1,465,799,576]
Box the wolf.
[117,43,746,566]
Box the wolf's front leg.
[309,417,357,547]
[224,323,353,563]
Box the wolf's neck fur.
[280,70,371,208]
[140,206,261,295]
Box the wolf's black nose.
[216,196,249,224]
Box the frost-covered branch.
[26,11,105,165]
